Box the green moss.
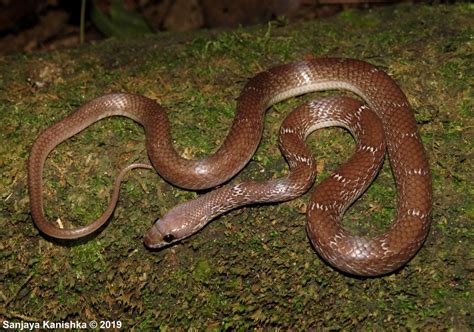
[0,3,472,330]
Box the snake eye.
[163,234,175,243]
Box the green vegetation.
[0,3,472,330]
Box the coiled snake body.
[28,58,432,276]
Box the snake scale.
[28,58,432,276]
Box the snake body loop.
[28,58,432,276]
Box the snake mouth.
[143,222,178,249]
[143,232,157,248]
[143,225,166,249]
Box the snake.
[28,58,432,276]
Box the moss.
[0,3,472,330]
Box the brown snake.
[28,58,432,276]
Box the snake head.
[143,201,208,249]
[143,221,176,249]
[143,216,191,249]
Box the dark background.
[0,0,451,55]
